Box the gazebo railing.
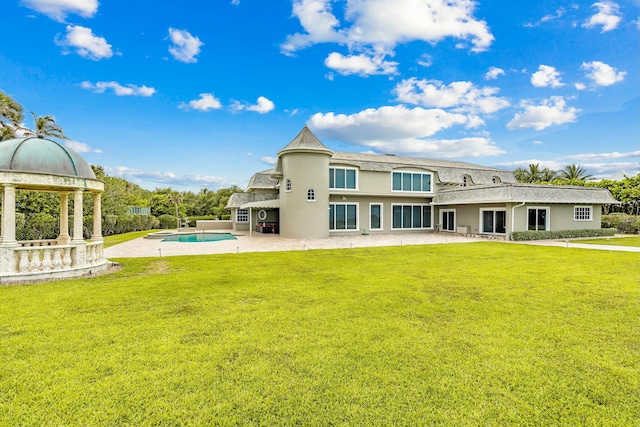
[12,241,104,274]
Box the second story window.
[307,189,315,201]
[392,171,432,192]
[330,167,357,189]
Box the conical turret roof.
[277,126,334,156]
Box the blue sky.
[1,0,638,191]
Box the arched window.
[286,179,292,192]
[307,189,315,201]
[462,176,468,187]
[492,176,501,184]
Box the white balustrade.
[12,241,103,274]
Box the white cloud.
[232,96,275,114]
[282,0,494,57]
[260,156,277,165]
[506,96,580,130]
[55,25,113,60]
[531,65,564,88]
[416,54,432,67]
[107,166,233,189]
[484,67,505,80]
[308,105,505,157]
[81,81,156,97]
[324,52,398,76]
[394,78,510,115]
[168,28,203,63]
[64,139,102,153]
[563,150,640,161]
[581,61,626,86]
[21,0,98,22]
[495,159,565,171]
[179,93,222,111]
[541,7,566,23]
[574,82,587,90]
[583,1,622,32]
[231,0,240,5]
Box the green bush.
[602,214,640,234]
[158,214,178,229]
[511,228,617,241]
[101,214,159,236]
[185,215,219,226]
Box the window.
[492,176,501,184]
[370,203,382,230]
[391,204,432,229]
[236,209,248,223]
[330,167,357,189]
[392,171,432,192]
[574,206,592,221]
[330,203,358,231]
[440,209,455,231]
[307,189,315,201]
[286,179,292,192]
[527,207,549,231]
[462,176,468,187]
[481,209,506,234]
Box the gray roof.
[277,126,334,156]
[432,183,618,205]
[247,169,278,190]
[330,151,516,185]
[226,192,278,209]
[0,137,96,179]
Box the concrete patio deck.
[104,232,485,258]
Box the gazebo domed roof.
[0,137,96,179]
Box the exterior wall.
[195,220,233,230]
[511,203,603,234]
[280,152,331,238]
[436,203,509,235]
[347,167,435,196]
[328,195,434,235]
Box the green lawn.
[103,230,158,248]
[1,243,638,425]
[571,236,640,247]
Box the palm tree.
[26,112,67,140]
[513,167,527,183]
[0,90,24,140]
[168,192,184,229]
[522,163,542,183]
[540,168,558,183]
[560,164,593,182]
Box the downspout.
[249,207,252,237]
[511,202,526,238]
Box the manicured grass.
[103,230,157,248]
[0,243,638,425]
[571,236,640,247]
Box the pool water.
[162,232,237,243]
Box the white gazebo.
[0,137,109,283]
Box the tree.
[540,168,558,183]
[26,112,67,140]
[560,164,593,182]
[168,191,184,228]
[0,90,24,140]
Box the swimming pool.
[161,232,237,243]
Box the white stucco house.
[227,127,617,240]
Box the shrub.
[158,214,178,229]
[185,215,219,226]
[511,228,617,241]
[602,214,640,234]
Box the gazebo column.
[58,192,71,244]
[1,184,18,246]
[72,189,84,243]
[92,192,103,241]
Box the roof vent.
[384,153,396,156]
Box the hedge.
[601,214,640,234]
[511,228,617,241]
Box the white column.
[92,192,103,241]
[72,189,84,243]
[1,185,18,246]
[58,192,71,244]
[0,190,4,242]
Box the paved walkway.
[104,232,484,258]
[104,232,640,258]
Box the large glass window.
[391,205,432,229]
[392,171,432,192]
[330,203,358,231]
[481,209,506,234]
[370,204,382,230]
[527,207,549,231]
[330,167,357,189]
[236,209,248,223]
